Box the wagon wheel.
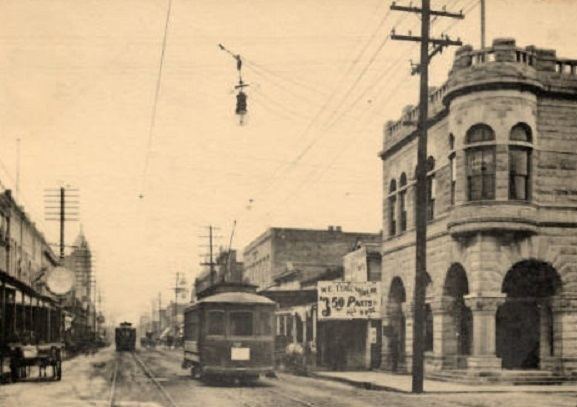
[10,354,22,382]
[190,364,201,380]
[55,360,62,381]
[51,347,62,381]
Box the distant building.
[63,231,92,305]
[62,230,95,344]
[243,226,380,290]
[246,226,381,371]
[379,38,577,380]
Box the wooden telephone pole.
[391,0,464,394]
[199,225,222,285]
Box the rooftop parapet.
[382,38,577,155]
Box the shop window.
[287,314,293,338]
[207,311,225,336]
[399,173,407,232]
[306,313,314,342]
[388,179,397,236]
[230,311,253,336]
[260,311,273,336]
[466,124,496,201]
[296,314,304,342]
[509,123,532,201]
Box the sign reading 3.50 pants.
[317,281,381,320]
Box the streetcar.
[115,322,136,352]
[182,283,276,383]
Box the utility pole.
[173,271,182,342]
[391,0,463,394]
[44,186,79,261]
[480,0,486,49]
[15,138,20,197]
[199,225,222,286]
[157,292,162,336]
[224,220,237,280]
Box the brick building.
[246,226,381,370]
[243,226,380,290]
[380,38,577,380]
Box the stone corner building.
[379,38,577,379]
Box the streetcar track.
[263,387,318,407]
[108,352,179,407]
[108,359,118,406]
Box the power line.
[320,8,402,128]
[233,2,397,200]
[262,1,478,217]
[139,0,173,199]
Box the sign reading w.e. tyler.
[317,281,381,320]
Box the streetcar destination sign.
[317,281,381,320]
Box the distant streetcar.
[115,322,136,352]
[182,283,276,383]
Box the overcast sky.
[1,0,576,323]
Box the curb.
[307,372,409,393]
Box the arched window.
[426,157,436,221]
[388,180,397,236]
[465,124,496,201]
[509,123,532,201]
[399,173,407,232]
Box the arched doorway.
[388,277,406,372]
[497,260,561,370]
[443,264,472,358]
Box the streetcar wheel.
[240,375,259,386]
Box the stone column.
[464,293,505,370]
[538,299,554,370]
[380,323,391,370]
[551,295,577,373]
[430,296,457,370]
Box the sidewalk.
[311,370,577,393]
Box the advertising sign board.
[317,281,380,320]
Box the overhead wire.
[139,0,173,198]
[323,0,465,131]
[263,0,480,216]
[224,0,396,228]
[320,9,404,128]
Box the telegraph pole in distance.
[44,186,80,261]
[481,0,486,49]
[391,0,463,394]
[199,225,222,285]
[173,271,183,342]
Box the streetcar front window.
[230,311,253,336]
[207,311,225,335]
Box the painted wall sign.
[317,281,381,320]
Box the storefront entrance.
[317,320,379,370]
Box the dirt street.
[1,348,576,407]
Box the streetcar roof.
[196,291,275,305]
